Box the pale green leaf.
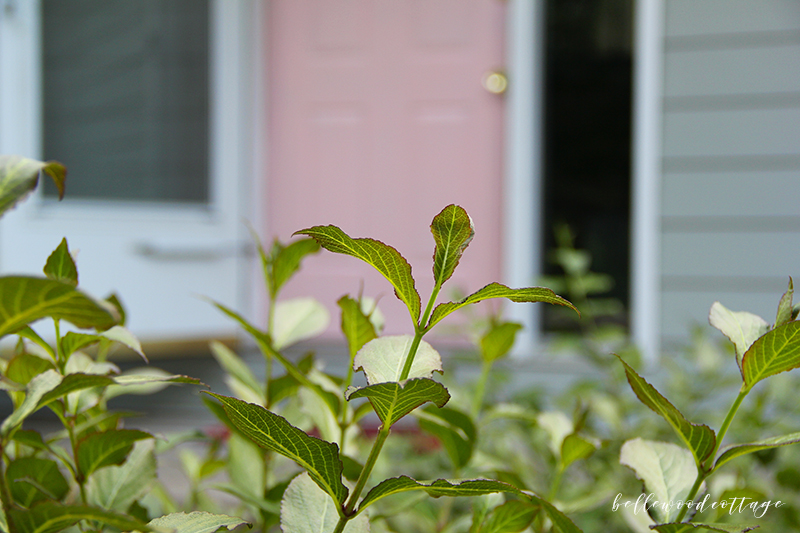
[776,278,794,327]
[338,295,378,360]
[204,392,348,506]
[100,325,146,361]
[480,322,523,364]
[479,500,539,533]
[295,224,421,323]
[1,369,61,435]
[226,432,266,502]
[618,356,716,465]
[714,431,800,472]
[353,335,442,385]
[619,438,698,524]
[272,297,330,350]
[0,276,119,339]
[43,238,78,286]
[708,302,769,366]
[7,458,69,507]
[86,439,156,511]
[77,429,152,479]
[358,476,524,513]
[346,378,450,427]
[431,204,474,288]
[16,327,55,360]
[427,283,577,330]
[148,511,250,533]
[210,341,263,400]
[741,320,800,391]
[281,472,368,533]
[8,502,148,533]
[0,155,65,217]
[560,434,597,471]
[416,405,476,469]
[536,411,573,458]
[651,523,759,533]
[104,371,202,400]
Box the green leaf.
[204,392,348,506]
[478,500,539,533]
[1,370,62,436]
[86,439,156,511]
[99,326,146,361]
[0,156,65,217]
[76,429,152,479]
[481,322,523,364]
[619,438,698,524]
[8,502,148,533]
[353,335,442,385]
[338,295,377,360]
[271,237,320,298]
[43,238,78,287]
[210,341,264,400]
[431,204,474,288]
[776,278,794,327]
[281,472,368,533]
[714,431,800,472]
[427,283,578,330]
[416,405,476,469]
[741,320,800,391]
[148,511,250,533]
[59,332,101,359]
[358,476,525,513]
[295,224,421,323]
[617,356,716,465]
[5,353,55,386]
[36,373,116,409]
[7,458,69,507]
[272,297,330,350]
[0,276,119,339]
[560,434,597,471]
[16,327,55,361]
[346,378,450,427]
[708,302,769,367]
[651,523,759,533]
[225,431,266,502]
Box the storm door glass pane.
[42,0,209,203]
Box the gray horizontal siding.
[662,290,786,342]
[665,45,800,98]
[666,1,800,37]
[660,1,800,348]
[663,172,800,216]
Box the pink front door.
[266,0,506,336]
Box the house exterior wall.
[660,0,800,346]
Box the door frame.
[503,0,664,357]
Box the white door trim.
[631,0,664,361]
[503,0,546,355]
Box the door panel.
[267,0,506,335]
[0,1,254,343]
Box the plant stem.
[398,330,425,382]
[334,425,391,532]
[674,387,749,523]
[471,360,492,418]
[399,279,442,383]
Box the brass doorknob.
[482,70,508,94]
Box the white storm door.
[0,1,255,342]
